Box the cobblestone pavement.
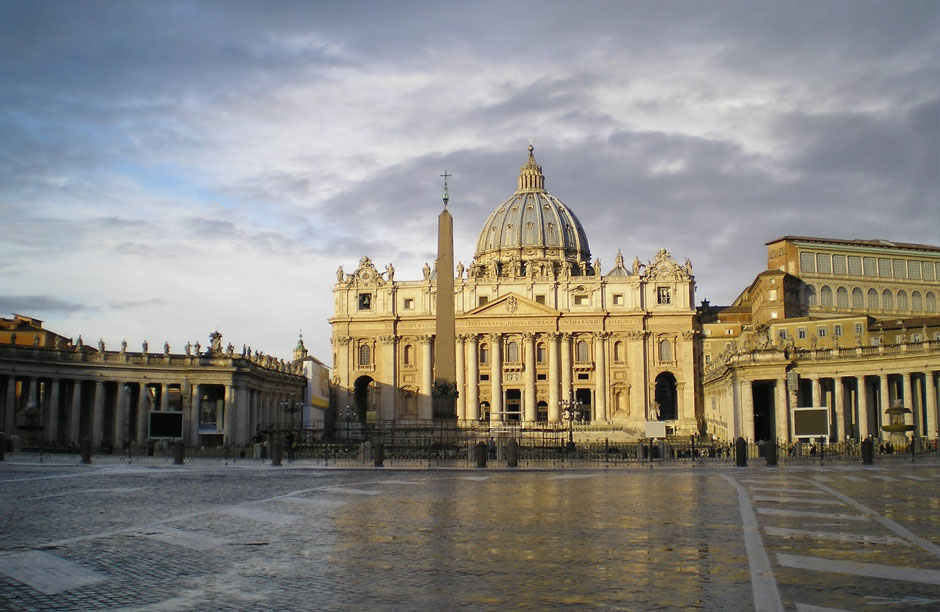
[0,459,938,611]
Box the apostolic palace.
[2,146,939,450]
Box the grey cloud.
[107,298,165,310]
[0,296,90,315]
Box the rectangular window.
[871,337,880,347]
[848,256,862,276]
[480,374,489,381]
[863,257,876,277]
[923,262,936,280]
[778,330,787,339]
[705,354,711,364]
[574,295,588,306]
[612,294,624,305]
[657,287,671,305]
[800,252,815,273]
[358,293,373,310]
[893,259,906,278]
[478,296,488,307]
[907,261,921,279]
[817,327,827,338]
[878,258,892,277]
[855,323,864,336]
[403,298,414,310]
[537,373,547,381]
[832,255,847,275]
[577,373,590,380]
[912,334,923,343]
[798,328,807,339]
[535,294,546,305]
[895,335,904,344]
[834,324,842,337]
[816,253,831,274]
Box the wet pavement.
[0,459,938,611]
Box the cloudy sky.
[1,0,938,362]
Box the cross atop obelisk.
[440,171,451,207]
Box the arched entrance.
[353,376,375,423]
[654,372,677,420]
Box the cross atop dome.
[517,144,545,192]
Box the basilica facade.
[330,147,698,436]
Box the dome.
[473,146,591,266]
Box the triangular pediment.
[464,292,560,317]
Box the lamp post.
[559,391,583,452]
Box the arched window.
[897,290,908,311]
[613,341,624,363]
[836,287,848,309]
[852,287,864,308]
[820,285,833,307]
[659,339,672,362]
[912,291,923,311]
[927,292,937,312]
[882,289,894,311]
[403,344,413,365]
[358,344,371,367]
[576,340,589,362]
[479,343,489,365]
[868,288,879,309]
[507,341,519,363]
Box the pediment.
[465,293,560,317]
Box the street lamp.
[559,392,583,452]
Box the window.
[574,295,588,306]
[659,339,672,361]
[927,292,937,312]
[403,298,414,310]
[834,324,842,337]
[878,258,892,277]
[855,323,864,336]
[778,330,787,340]
[882,289,894,310]
[535,295,546,305]
[478,296,489,307]
[908,261,921,279]
[480,374,489,381]
[536,343,546,363]
[657,287,671,305]
[806,285,817,307]
[800,252,815,273]
[613,341,624,362]
[897,290,908,311]
[768,289,778,301]
[479,343,489,365]
[358,293,372,310]
[537,373,547,381]
[863,257,876,277]
[798,328,807,339]
[833,255,847,275]
[358,344,371,367]
[923,262,936,281]
[848,256,862,276]
[868,288,879,309]
[912,291,923,311]
[912,334,923,343]
[871,337,881,347]
[852,287,864,308]
[836,286,848,308]
[403,344,413,365]
[612,294,624,306]
[817,253,831,274]
[820,285,833,307]
[507,341,519,363]
[705,354,711,364]
[575,340,589,362]
[818,327,827,338]
[893,259,907,279]
[895,335,905,344]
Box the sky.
[1,0,938,363]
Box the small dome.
[473,146,591,265]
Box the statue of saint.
[385,263,395,281]
[423,262,431,280]
[594,258,601,277]
[142,340,148,353]
[209,331,223,354]
[98,339,105,352]
[185,341,192,356]
[336,265,344,282]
[632,256,641,275]
[121,339,127,353]
[684,257,693,275]
[163,341,170,355]
[455,261,464,279]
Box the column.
[456,335,466,421]
[741,379,754,441]
[490,334,503,424]
[879,375,890,439]
[547,333,560,422]
[137,383,150,443]
[114,383,129,446]
[466,335,479,421]
[857,377,869,440]
[70,381,82,444]
[160,383,170,412]
[593,332,608,422]
[810,375,821,409]
[26,377,38,410]
[926,372,938,441]
[523,333,536,422]
[560,333,572,407]
[46,379,60,443]
[902,372,915,431]
[419,336,433,419]
[3,376,15,435]
[190,384,201,443]
[92,381,105,445]
[833,378,844,441]
[731,376,743,438]
[774,378,788,443]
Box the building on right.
[700,236,940,444]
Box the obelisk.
[433,171,457,420]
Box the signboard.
[149,411,183,439]
[645,421,667,439]
[792,407,829,439]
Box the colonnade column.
[160,384,170,412]
[879,375,890,439]
[560,333,572,406]
[92,381,105,445]
[190,384,201,443]
[455,335,466,421]
[3,376,15,435]
[731,376,743,438]
[741,379,754,441]
[466,335,479,421]
[593,332,608,422]
[419,335,433,419]
[926,372,938,440]
[902,373,915,432]
[114,383,128,446]
[810,375,821,410]
[137,384,150,443]
[490,334,503,424]
[523,333,536,422]
[857,377,869,440]
[774,378,789,443]
[46,379,60,443]
[547,333,560,422]
[833,378,844,441]
[70,382,82,444]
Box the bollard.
[172,441,184,465]
[506,438,518,468]
[860,438,874,465]
[373,442,385,467]
[81,438,93,464]
[765,441,778,466]
[271,443,282,466]
[475,441,487,468]
[735,437,747,467]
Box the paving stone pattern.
[0,460,938,611]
